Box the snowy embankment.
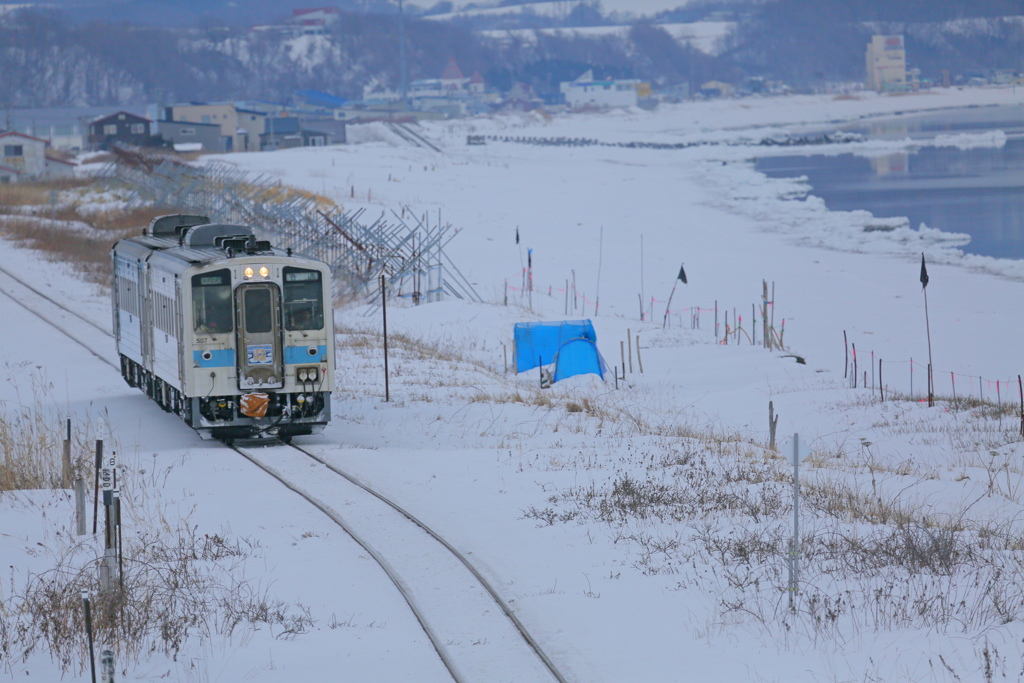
[3,86,1024,682]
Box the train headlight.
[259,266,269,278]
[244,267,254,279]
[298,369,308,381]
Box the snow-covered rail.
[231,442,569,683]
[0,263,117,370]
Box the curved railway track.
[0,262,569,682]
[233,441,567,683]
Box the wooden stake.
[636,335,643,374]
[627,328,632,373]
[763,281,770,350]
[62,418,71,489]
[852,343,857,388]
[879,359,884,402]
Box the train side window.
[244,288,273,333]
[191,269,233,334]
[283,267,324,331]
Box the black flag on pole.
[515,227,519,244]
[920,253,929,289]
[677,263,687,284]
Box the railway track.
[232,441,567,683]
[0,262,569,682]
[0,263,118,369]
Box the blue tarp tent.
[513,320,606,383]
[552,337,608,383]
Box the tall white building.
[866,35,907,92]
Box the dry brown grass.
[0,385,93,493]
[0,178,92,207]
[0,179,172,285]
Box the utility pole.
[398,0,408,103]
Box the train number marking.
[247,344,273,365]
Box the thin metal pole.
[381,274,389,402]
[997,380,1001,422]
[924,285,934,407]
[789,433,800,611]
[398,0,408,102]
[843,331,848,378]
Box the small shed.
[0,164,21,184]
[44,155,76,179]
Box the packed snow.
[3,85,1024,682]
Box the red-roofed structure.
[441,57,464,81]
[469,71,485,94]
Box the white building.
[560,70,642,109]
[165,103,267,152]
[866,35,907,92]
[0,131,75,182]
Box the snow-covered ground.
[3,86,1024,681]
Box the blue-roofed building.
[293,90,347,113]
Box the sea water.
[755,103,1024,260]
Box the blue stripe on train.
[285,344,327,364]
[193,349,235,368]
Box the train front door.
[235,283,284,390]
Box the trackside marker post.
[93,420,105,534]
[83,591,97,683]
[100,450,118,593]
[783,433,808,611]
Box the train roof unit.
[113,213,320,273]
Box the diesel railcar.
[112,214,334,440]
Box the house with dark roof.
[88,111,157,150]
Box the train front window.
[191,269,232,334]
[283,267,324,331]
[244,288,273,333]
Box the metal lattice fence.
[103,150,481,306]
